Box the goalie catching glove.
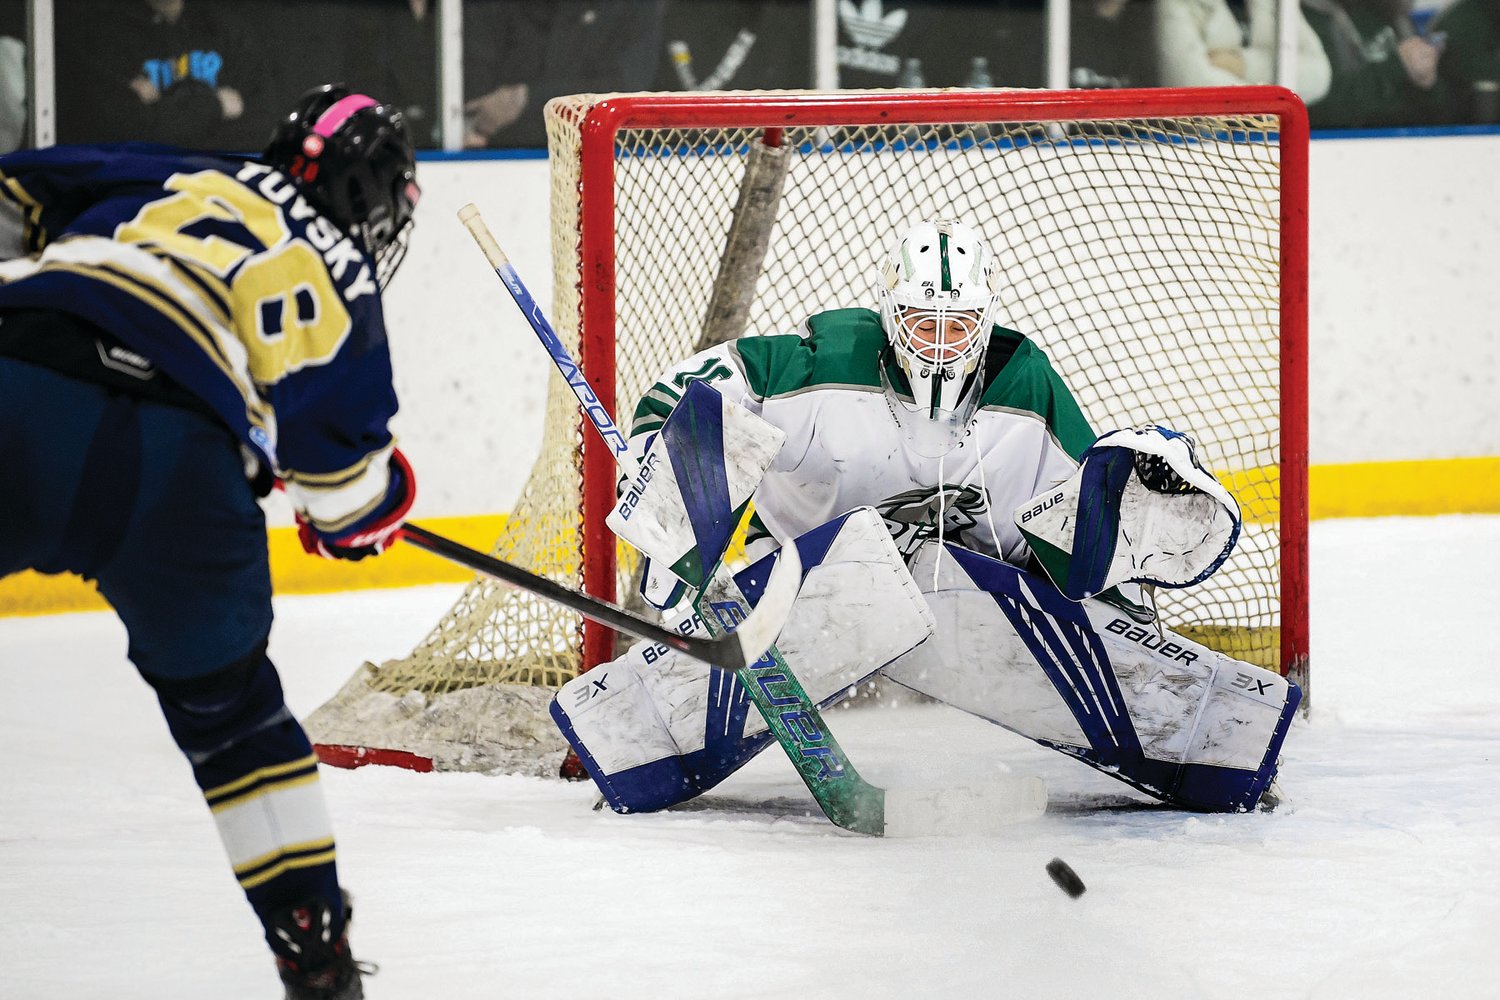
[1015,424,1240,601]
[295,448,416,561]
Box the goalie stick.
[457,204,1045,836]
[398,523,799,673]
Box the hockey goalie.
[552,218,1300,820]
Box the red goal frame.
[567,87,1310,688]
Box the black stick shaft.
[400,523,723,663]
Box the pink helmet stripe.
[313,94,379,138]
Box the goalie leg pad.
[884,541,1299,812]
[552,507,934,813]
[551,646,778,813]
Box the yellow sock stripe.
[232,837,337,879]
[204,752,320,805]
[4,456,1499,619]
[238,849,339,891]
[209,771,323,815]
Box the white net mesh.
[306,90,1305,773]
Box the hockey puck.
[1046,858,1086,898]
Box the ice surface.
[2,516,1497,999]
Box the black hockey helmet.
[264,84,420,288]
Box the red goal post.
[307,87,1308,774]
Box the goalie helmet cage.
[306,86,1309,775]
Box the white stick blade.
[882,777,1048,838]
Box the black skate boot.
[272,891,373,1000]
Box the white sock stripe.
[212,778,335,873]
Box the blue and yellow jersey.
[0,143,399,531]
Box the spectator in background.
[835,0,1044,90]
[343,0,441,147]
[250,0,440,151]
[1071,0,1158,89]
[463,1,666,149]
[1302,0,1452,126]
[55,0,268,150]
[0,4,23,153]
[654,0,810,91]
[1158,0,1331,103]
[1431,0,1500,122]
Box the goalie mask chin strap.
[879,359,977,460]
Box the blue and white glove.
[1016,424,1241,601]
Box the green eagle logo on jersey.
[876,484,991,556]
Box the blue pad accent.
[948,544,1298,812]
[661,379,740,588]
[552,669,780,813]
[1067,446,1134,601]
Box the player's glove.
[296,449,416,561]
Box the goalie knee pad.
[552,644,779,813]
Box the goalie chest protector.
[718,308,1096,562]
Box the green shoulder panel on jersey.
[635,306,1095,458]
[733,307,888,397]
[630,350,750,437]
[977,330,1097,459]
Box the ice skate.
[273,892,373,1000]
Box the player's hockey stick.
[274,473,796,671]
[457,204,639,477]
[398,523,799,673]
[457,204,1045,836]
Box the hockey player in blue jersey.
[0,85,419,999]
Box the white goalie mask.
[878,220,1002,455]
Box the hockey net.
[306,88,1309,774]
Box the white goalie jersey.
[627,307,1098,566]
